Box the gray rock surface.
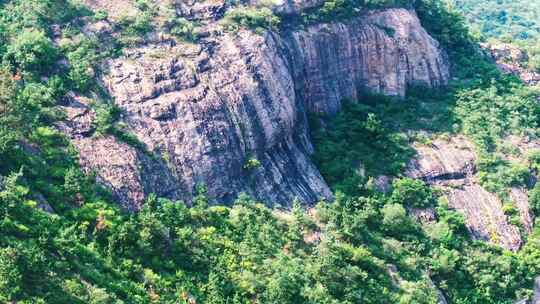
[247,0,326,15]
[406,135,532,251]
[285,9,449,114]
[66,5,449,209]
[533,276,540,304]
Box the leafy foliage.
[0,0,539,303]
[222,6,280,33]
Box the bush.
[93,103,121,135]
[381,203,410,234]
[311,101,414,196]
[391,178,434,208]
[222,7,280,33]
[0,247,22,302]
[528,150,540,172]
[61,37,100,92]
[244,157,262,170]
[169,18,198,42]
[4,29,58,75]
[529,183,540,216]
[477,155,530,195]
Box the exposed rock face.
[285,9,449,114]
[406,136,476,182]
[482,42,540,87]
[446,183,522,250]
[406,136,532,251]
[67,5,449,209]
[533,276,540,304]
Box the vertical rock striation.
[68,7,449,209]
[285,9,449,114]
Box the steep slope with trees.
[0,0,540,303]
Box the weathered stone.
[67,6,449,209]
[285,9,449,114]
[247,0,326,15]
[482,42,540,87]
[405,135,532,251]
[55,93,96,138]
[409,207,437,224]
[74,136,183,211]
[406,136,476,182]
[81,0,138,21]
[533,276,540,304]
[446,183,522,251]
[34,193,55,214]
[374,175,392,193]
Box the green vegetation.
[222,6,280,33]
[453,0,540,41]
[0,0,540,303]
[453,0,540,72]
[168,18,199,42]
[311,100,415,196]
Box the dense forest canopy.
[0,0,539,303]
[453,0,540,72]
[452,0,540,41]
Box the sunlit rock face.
[406,136,532,251]
[66,2,449,210]
[285,9,449,114]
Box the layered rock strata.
[66,4,449,209]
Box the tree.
[4,29,58,75]
[381,203,410,234]
[0,247,22,302]
[391,178,433,208]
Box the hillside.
[1,0,540,303]
[453,0,540,41]
[453,0,540,72]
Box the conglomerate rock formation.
[66,1,449,210]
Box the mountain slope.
[0,0,540,303]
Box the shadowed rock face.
[67,5,449,209]
[406,136,532,251]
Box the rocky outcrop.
[533,276,540,304]
[406,136,532,251]
[482,42,540,87]
[66,4,449,209]
[515,276,540,304]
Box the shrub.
[0,247,22,302]
[93,103,121,135]
[244,157,262,170]
[529,183,540,216]
[528,150,540,172]
[390,178,434,208]
[477,155,530,195]
[222,7,280,33]
[169,18,198,42]
[61,37,100,92]
[381,203,410,234]
[4,29,58,75]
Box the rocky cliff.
[66,1,449,210]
